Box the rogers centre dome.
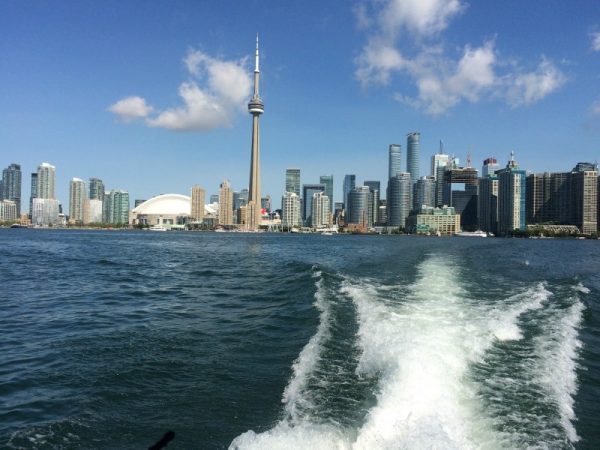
[130,194,191,226]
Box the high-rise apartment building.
[281,192,301,228]
[347,186,371,227]
[414,176,436,209]
[406,132,420,186]
[285,168,301,197]
[103,190,129,224]
[302,184,325,225]
[29,173,38,216]
[0,200,18,222]
[1,164,22,216]
[31,198,59,226]
[37,162,56,199]
[191,185,206,222]
[478,176,498,234]
[218,180,233,225]
[319,175,334,212]
[389,144,402,179]
[261,196,271,212]
[387,173,411,229]
[442,166,479,230]
[311,192,330,228]
[497,153,526,235]
[89,177,105,200]
[86,199,103,224]
[69,178,87,224]
[570,168,597,235]
[431,150,449,180]
[343,175,356,209]
[364,181,380,225]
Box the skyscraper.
[347,186,371,227]
[89,177,105,201]
[69,178,86,224]
[387,173,411,229]
[191,185,206,222]
[29,173,38,216]
[389,144,402,179]
[570,167,597,234]
[104,190,129,224]
[414,176,436,209]
[407,132,420,186]
[442,166,479,230]
[302,184,325,225]
[364,181,380,225]
[285,168,301,197]
[281,192,301,228]
[319,175,334,212]
[481,158,500,177]
[311,192,330,228]
[218,180,233,225]
[431,144,449,179]
[247,35,264,230]
[343,174,356,209]
[37,162,56,199]
[1,164,22,216]
[497,152,526,235]
[478,175,498,234]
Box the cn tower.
[247,34,264,230]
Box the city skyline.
[2,1,600,206]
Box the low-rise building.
[406,206,460,235]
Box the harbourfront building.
[389,144,402,179]
[29,173,38,218]
[387,173,411,229]
[89,177,105,201]
[482,158,500,177]
[302,184,325,225]
[191,185,206,222]
[218,180,233,226]
[406,132,420,188]
[86,199,103,224]
[103,190,129,224]
[364,181,380,226]
[442,166,479,230]
[406,206,460,235]
[0,200,18,222]
[281,191,301,228]
[37,162,56,200]
[319,175,334,212]
[497,153,526,235]
[285,168,301,197]
[347,186,371,227]
[571,167,597,235]
[1,164,22,216]
[311,192,330,228]
[31,198,60,226]
[414,176,436,210]
[343,174,356,209]
[478,175,498,234]
[69,178,87,224]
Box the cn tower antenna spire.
[255,34,260,73]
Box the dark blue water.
[1,230,599,449]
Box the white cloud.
[591,31,600,52]
[355,0,566,114]
[504,58,567,107]
[109,50,252,132]
[107,96,153,122]
[591,98,600,115]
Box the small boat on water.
[149,225,167,231]
[454,230,488,237]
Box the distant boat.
[149,225,167,231]
[454,230,488,237]
[10,223,28,228]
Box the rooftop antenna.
[439,139,444,154]
[467,152,472,168]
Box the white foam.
[281,268,331,421]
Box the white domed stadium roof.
[132,194,191,216]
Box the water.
[1,230,599,449]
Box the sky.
[2,0,600,209]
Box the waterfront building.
[0,200,18,222]
[478,176,498,234]
[442,166,479,230]
[387,173,411,229]
[104,190,129,224]
[570,167,597,235]
[285,168,301,197]
[497,152,526,235]
[343,175,356,209]
[89,177,105,201]
[131,194,191,227]
[37,162,56,200]
[237,205,248,225]
[319,175,334,212]
[347,186,371,227]
[191,185,206,222]
[31,198,59,226]
[364,181,380,225]
[261,195,271,212]
[86,199,103,224]
[29,173,37,217]
[281,192,301,228]
[1,164,22,216]
[389,144,402,179]
[311,192,330,228]
[432,149,450,206]
[407,132,420,187]
[482,158,500,177]
[69,178,87,224]
[218,180,233,225]
[378,203,387,225]
[233,189,249,212]
[406,206,460,235]
[247,35,264,230]
[414,176,436,210]
[302,184,325,225]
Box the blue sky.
[2,0,600,207]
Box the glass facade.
[285,169,301,197]
[387,173,411,228]
[319,175,334,212]
[388,144,401,179]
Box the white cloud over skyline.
[355,0,567,115]
[109,50,251,132]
